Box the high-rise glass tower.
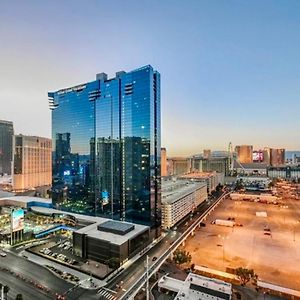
[49,65,161,229]
[0,120,14,175]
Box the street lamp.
[218,234,229,266]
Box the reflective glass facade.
[49,65,161,229]
[0,120,14,175]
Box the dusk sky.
[1,0,300,156]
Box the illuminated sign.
[11,209,24,232]
[57,84,87,95]
[102,191,109,205]
[63,170,71,176]
[253,151,264,162]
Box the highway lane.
[119,191,229,299]
[0,251,103,300]
[0,269,52,300]
[0,251,74,294]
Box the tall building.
[0,120,14,175]
[263,147,271,165]
[270,148,285,166]
[191,155,230,175]
[13,135,52,191]
[235,145,253,164]
[49,65,161,230]
[161,147,167,177]
[167,157,189,176]
[203,149,211,159]
[263,147,285,166]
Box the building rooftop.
[159,273,232,300]
[179,172,217,179]
[97,220,135,235]
[0,196,52,205]
[162,181,207,205]
[234,162,268,169]
[31,206,149,245]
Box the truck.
[213,219,235,227]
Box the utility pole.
[146,255,149,300]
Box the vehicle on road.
[212,219,235,227]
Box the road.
[106,191,227,299]
[0,251,99,300]
[0,269,52,300]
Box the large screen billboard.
[11,209,24,232]
[253,151,264,163]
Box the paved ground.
[0,270,52,300]
[0,250,101,299]
[184,194,300,290]
[29,236,111,279]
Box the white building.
[161,180,207,229]
[179,172,224,194]
[158,273,232,300]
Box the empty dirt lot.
[184,195,300,290]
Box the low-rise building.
[158,273,232,300]
[30,206,150,267]
[234,162,268,176]
[73,219,149,266]
[179,172,224,194]
[161,180,207,229]
[267,165,300,180]
[0,196,52,210]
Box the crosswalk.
[97,288,117,300]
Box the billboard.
[101,191,109,205]
[253,151,264,163]
[11,209,25,232]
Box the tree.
[172,249,192,265]
[3,285,10,300]
[15,294,23,300]
[235,179,244,191]
[107,257,120,269]
[236,267,257,286]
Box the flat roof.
[0,196,52,205]
[234,162,268,169]
[31,206,149,245]
[97,220,135,235]
[159,273,232,300]
[162,181,207,205]
[179,172,217,179]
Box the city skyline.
[1,1,300,156]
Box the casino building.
[49,65,161,231]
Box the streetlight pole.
[146,255,149,300]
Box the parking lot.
[29,236,112,279]
[184,192,300,290]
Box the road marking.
[97,288,117,300]
[103,287,117,294]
